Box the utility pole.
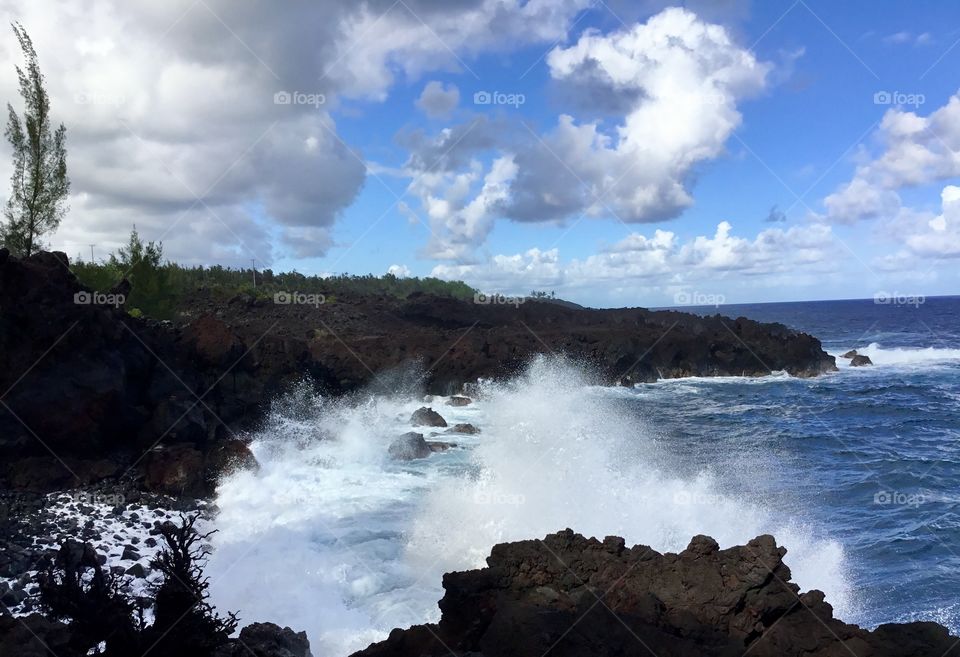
[251,259,256,289]
[88,244,96,263]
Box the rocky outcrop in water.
[388,432,432,460]
[352,530,956,657]
[447,423,479,435]
[410,407,448,427]
[841,350,873,366]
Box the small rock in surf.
[410,407,447,427]
[388,432,432,460]
[447,423,479,435]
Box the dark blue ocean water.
[641,296,960,631]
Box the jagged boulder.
[214,622,312,657]
[351,530,957,657]
[850,354,873,366]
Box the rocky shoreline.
[7,528,955,656]
[0,488,209,617]
[352,530,957,657]
[12,249,926,656]
[0,249,836,497]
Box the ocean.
[205,296,960,656]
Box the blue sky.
[5,0,960,306]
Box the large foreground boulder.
[0,614,73,657]
[352,530,957,657]
[214,622,312,657]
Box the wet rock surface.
[410,407,448,427]
[388,432,433,461]
[352,530,957,657]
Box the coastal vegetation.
[70,228,478,320]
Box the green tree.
[2,23,69,256]
[110,226,172,318]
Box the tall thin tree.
[2,23,68,256]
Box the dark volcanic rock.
[447,423,479,435]
[410,407,447,427]
[842,349,858,358]
[143,444,206,497]
[183,279,837,394]
[426,441,455,452]
[447,395,472,406]
[351,530,957,657]
[213,622,312,657]
[0,614,73,657]
[388,432,432,460]
[850,354,873,366]
[0,252,270,495]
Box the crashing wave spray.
[406,356,849,602]
[207,358,850,656]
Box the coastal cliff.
[0,249,835,494]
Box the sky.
[1,0,959,307]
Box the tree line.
[71,227,477,319]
